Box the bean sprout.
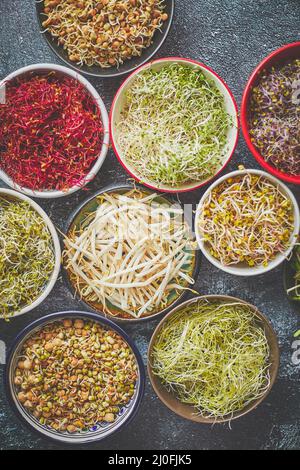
[63,190,196,319]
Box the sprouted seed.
[249,59,300,176]
[42,0,168,68]
[63,189,196,319]
[13,318,138,433]
[198,173,294,267]
[0,73,103,191]
[117,64,231,187]
[286,244,300,300]
[0,198,55,318]
[151,300,271,419]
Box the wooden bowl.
[148,295,280,423]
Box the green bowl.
[63,184,199,322]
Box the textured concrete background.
[0,0,299,450]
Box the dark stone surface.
[0,0,299,450]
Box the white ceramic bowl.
[110,57,239,193]
[195,169,300,276]
[0,64,109,199]
[0,189,61,318]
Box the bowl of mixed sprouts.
[195,168,300,276]
[36,0,174,78]
[110,57,239,193]
[0,189,61,319]
[241,41,300,184]
[6,311,145,443]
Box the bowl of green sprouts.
[285,242,300,308]
[148,295,279,423]
[0,189,61,319]
[110,58,239,193]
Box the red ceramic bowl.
[241,42,300,185]
[110,57,239,193]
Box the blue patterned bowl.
[5,311,145,444]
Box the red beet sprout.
[0,73,104,191]
[249,59,300,176]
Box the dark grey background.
[0,0,299,451]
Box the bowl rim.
[62,182,201,322]
[147,294,280,424]
[195,168,300,276]
[0,63,110,199]
[5,310,146,444]
[109,56,239,193]
[241,41,300,185]
[34,0,175,78]
[0,188,61,319]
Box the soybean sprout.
[198,173,294,267]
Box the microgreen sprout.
[152,300,271,419]
[117,63,231,187]
[0,197,55,318]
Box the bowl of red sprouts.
[241,42,300,184]
[0,64,109,199]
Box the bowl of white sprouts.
[110,57,239,193]
[63,184,199,321]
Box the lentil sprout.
[0,198,55,318]
[42,0,168,68]
[249,59,300,176]
[14,319,138,433]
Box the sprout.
[152,300,271,419]
[286,244,300,300]
[63,189,196,319]
[198,173,294,267]
[117,64,231,187]
[249,59,300,176]
[0,197,55,318]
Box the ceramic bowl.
[35,0,174,78]
[0,188,61,318]
[5,311,145,444]
[148,295,280,424]
[195,169,300,276]
[63,184,200,322]
[0,63,109,198]
[110,57,239,193]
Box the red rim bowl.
[241,41,300,185]
[110,57,239,193]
